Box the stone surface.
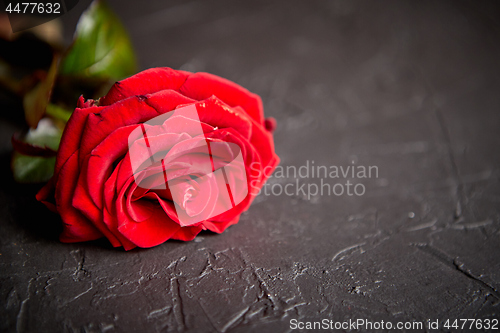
[1,0,500,332]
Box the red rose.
[37,67,279,250]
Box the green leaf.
[23,56,59,128]
[60,0,137,80]
[12,118,62,183]
[46,103,72,123]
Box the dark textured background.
[1,0,500,332]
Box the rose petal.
[204,128,264,188]
[78,96,159,165]
[143,89,195,113]
[116,178,182,248]
[264,117,277,132]
[128,132,192,177]
[202,216,240,234]
[100,68,190,106]
[77,95,97,109]
[55,152,102,243]
[179,72,264,124]
[38,67,280,249]
[87,125,138,209]
[195,97,252,140]
[55,105,105,177]
[102,163,137,250]
[160,114,214,137]
[73,155,121,247]
[170,225,203,241]
[144,192,179,223]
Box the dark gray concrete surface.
[1,0,500,332]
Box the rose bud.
[37,68,279,250]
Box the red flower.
[37,68,279,250]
